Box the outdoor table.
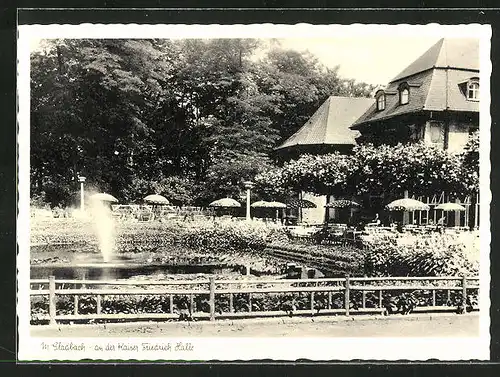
[379,227,394,232]
[345,229,363,241]
[329,228,345,236]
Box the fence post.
[209,276,215,321]
[96,294,101,315]
[327,291,332,309]
[74,295,79,315]
[49,275,56,325]
[310,291,315,315]
[189,293,195,315]
[362,276,367,309]
[462,275,467,314]
[229,293,234,313]
[344,274,350,316]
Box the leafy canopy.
[31,38,374,207]
[255,137,479,200]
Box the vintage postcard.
[17,22,491,361]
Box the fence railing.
[30,275,480,325]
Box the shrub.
[265,239,367,276]
[362,232,479,277]
[30,216,288,257]
[176,220,286,252]
[255,141,479,198]
[267,240,365,264]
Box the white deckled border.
[17,23,492,361]
[21,22,491,39]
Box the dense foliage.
[31,39,374,207]
[30,217,480,323]
[255,136,480,200]
[361,232,479,277]
[460,131,480,193]
[31,217,479,279]
[31,282,477,324]
[265,241,367,276]
[30,217,287,254]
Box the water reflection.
[30,264,241,280]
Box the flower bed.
[361,232,480,277]
[30,218,289,277]
[31,217,286,253]
[267,241,365,265]
[30,216,480,279]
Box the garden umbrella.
[251,201,287,209]
[386,198,430,211]
[251,200,270,208]
[267,201,287,222]
[144,194,170,220]
[286,198,316,225]
[209,198,241,208]
[209,197,241,218]
[286,198,317,209]
[325,199,360,225]
[251,201,287,221]
[435,202,466,211]
[325,199,360,208]
[266,201,287,209]
[90,193,118,202]
[144,194,170,205]
[250,201,270,219]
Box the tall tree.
[30,38,376,207]
[255,47,375,143]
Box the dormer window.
[459,78,479,101]
[397,82,410,105]
[467,79,479,101]
[376,91,386,111]
[400,88,409,105]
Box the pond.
[30,243,285,280]
[30,262,246,280]
[29,242,334,281]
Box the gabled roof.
[276,96,373,150]
[351,38,480,129]
[391,38,479,82]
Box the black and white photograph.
[17,22,491,361]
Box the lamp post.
[78,176,86,211]
[243,181,254,221]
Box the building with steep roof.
[273,96,372,224]
[275,96,373,159]
[351,38,479,153]
[272,38,480,227]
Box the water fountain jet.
[89,193,117,263]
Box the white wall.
[301,192,327,225]
[448,121,471,153]
[423,120,473,153]
[423,121,445,149]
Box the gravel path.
[31,313,479,338]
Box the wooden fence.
[30,275,480,325]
